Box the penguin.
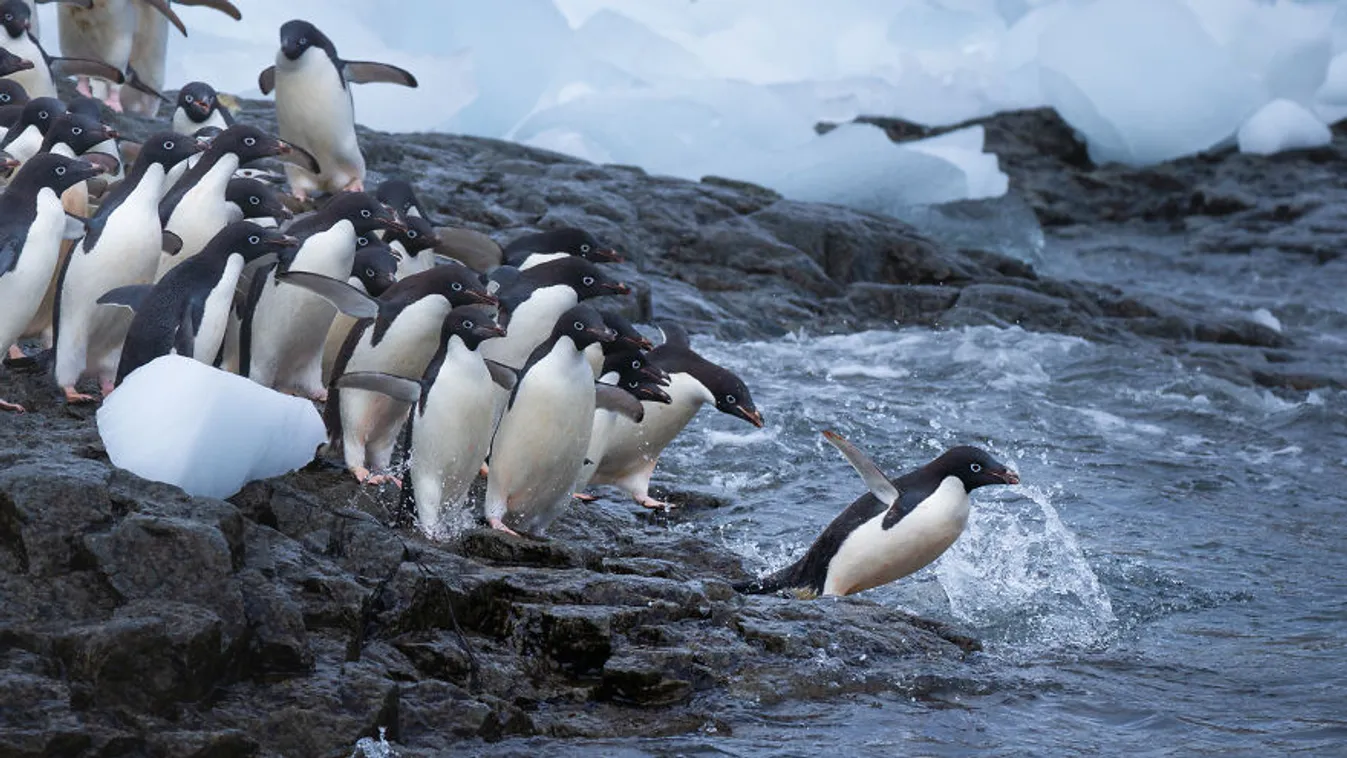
[258,19,417,199]
[0,79,29,126]
[306,262,498,484]
[481,257,631,371]
[374,178,432,222]
[0,46,32,78]
[575,348,673,498]
[1,0,130,101]
[224,176,290,225]
[318,239,397,384]
[155,123,316,278]
[171,80,233,135]
[53,131,202,401]
[587,322,764,509]
[63,93,123,181]
[736,435,1020,598]
[484,304,630,536]
[0,96,65,165]
[0,152,102,412]
[237,191,402,400]
[503,227,622,270]
[387,214,436,279]
[55,0,188,111]
[101,222,295,383]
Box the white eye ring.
[38,110,48,119]
[299,37,307,45]
[55,166,66,175]
[248,235,260,244]
[407,229,418,238]
[451,282,462,291]
[0,95,9,102]
[970,463,982,473]
[71,126,82,135]
[243,136,256,146]
[463,320,474,329]
[725,394,736,404]
[630,360,640,368]
[164,140,175,149]
[580,243,591,252]
[360,209,371,218]
[582,276,595,286]
[249,196,260,205]
[573,321,585,331]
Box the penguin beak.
[636,363,667,385]
[602,281,631,296]
[735,406,765,428]
[13,58,32,72]
[469,290,499,308]
[622,334,654,352]
[485,323,507,338]
[595,248,623,263]
[636,384,672,404]
[993,468,1020,485]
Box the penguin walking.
[484,304,626,536]
[311,263,497,484]
[336,305,509,539]
[171,81,234,135]
[0,153,102,412]
[101,221,295,382]
[53,131,202,401]
[155,124,315,279]
[1,0,130,101]
[736,434,1019,598]
[319,239,397,384]
[588,323,764,509]
[238,192,402,400]
[259,19,417,199]
[502,227,621,270]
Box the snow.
[29,0,1347,206]
[1237,99,1331,156]
[97,356,326,499]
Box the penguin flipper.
[258,66,276,96]
[822,430,899,507]
[342,61,418,88]
[124,66,173,105]
[274,271,379,319]
[485,360,517,391]
[656,321,691,350]
[161,230,183,256]
[138,0,188,35]
[97,284,153,312]
[595,384,644,423]
[172,0,242,21]
[173,301,198,358]
[336,372,421,405]
[37,0,92,7]
[48,57,126,84]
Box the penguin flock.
[0,15,1022,600]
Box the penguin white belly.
[191,254,245,363]
[518,252,567,271]
[320,277,366,384]
[172,107,228,136]
[394,248,435,280]
[121,7,167,117]
[822,477,971,597]
[58,1,135,69]
[54,172,165,387]
[578,407,622,487]
[274,48,362,194]
[481,286,577,370]
[0,189,66,348]
[248,225,355,395]
[591,372,708,482]
[486,347,596,534]
[5,35,53,98]
[411,341,496,539]
[7,126,44,165]
[157,155,239,278]
[21,153,88,343]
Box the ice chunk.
[1316,52,1347,106]
[1237,99,1330,156]
[97,356,326,499]
[1038,0,1262,165]
[1248,308,1283,334]
[572,9,709,83]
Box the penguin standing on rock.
[259,19,417,199]
[736,434,1019,598]
[0,153,102,412]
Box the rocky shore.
[2,96,1342,755]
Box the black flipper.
[274,270,379,319]
[657,321,691,350]
[595,384,644,422]
[125,66,173,104]
[336,371,421,404]
[161,229,183,256]
[485,360,517,391]
[173,0,241,20]
[139,0,188,35]
[97,284,153,312]
[48,57,126,84]
[257,66,276,95]
[342,61,418,88]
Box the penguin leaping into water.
[736,434,1019,598]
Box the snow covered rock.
[1237,99,1331,156]
[97,356,326,499]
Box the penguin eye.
[71,126,82,135]
[38,110,48,119]
[248,235,260,244]
[970,463,982,473]
[243,136,256,147]
[582,276,595,286]
[163,140,174,149]
[54,166,66,176]
[360,209,372,218]
[407,229,418,238]
[185,95,194,103]
[630,359,640,369]
[364,268,374,277]
[573,321,585,331]
[249,195,260,205]
[451,282,463,291]
[356,236,368,246]
[0,95,8,103]
[580,243,591,253]
[725,394,736,404]
[299,37,308,45]
[628,381,639,388]
[3,14,11,21]
[463,320,474,329]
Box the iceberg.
[1237,99,1331,156]
[97,356,326,499]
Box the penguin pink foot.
[7,344,23,360]
[638,496,674,511]
[572,492,598,502]
[62,386,98,404]
[104,87,124,114]
[76,76,92,97]
[488,518,520,537]
[100,378,116,398]
[341,177,364,193]
[0,398,25,413]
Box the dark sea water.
[478,226,1347,756]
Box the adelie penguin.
[736,434,1019,598]
[53,131,202,402]
[0,0,131,101]
[336,305,510,539]
[586,322,763,509]
[503,227,621,270]
[171,81,234,135]
[259,19,417,199]
[0,96,66,165]
[99,221,296,383]
[224,176,290,226]
[0,153,103,413]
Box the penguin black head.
[0,79,27,107]
[279,19,336,62]
[210,124,319,173]
[135,131,205,170]
[618,374,672,405]
[0,47,32,78]
[351,243,398,297]
[602,349,668,386]
[927,446,1019,492]
[177,82,221,123]
[506,227,621,265]
[554,304,617,350]
[323,192,405,235]
[41,112,117,155]
[702,366,763,428]
[396,262,498,308]
[387,215,436,255]
[1,1,31,39]
[375,178,433,224]
[442,305,505,350]
[0,98,66,152]
[533,257,630,299]
[66,95,103,121]
[599,311,653,353]
[9,153,105,195]
[226,176,292,223]
[214,221,298,263]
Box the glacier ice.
[1316,52,1347,106]
[97,356,327,499]
[1237,99,1331,156]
